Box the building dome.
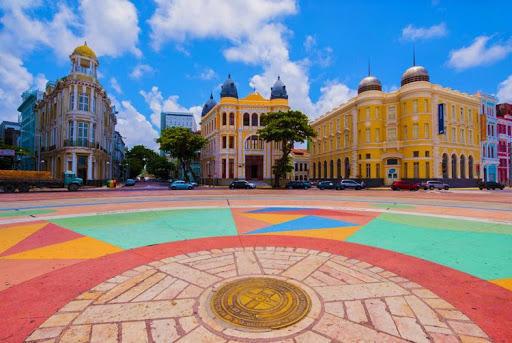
[72,42,97,60]
[357,76,382,94]
[220,74,238,98]
[201,93,217,116]
[401,65,430,86]
[270,76,288,99]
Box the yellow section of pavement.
[0,222,48,254]
[256,226,361,241]
[490,278,512,291]
[241,213,304,224]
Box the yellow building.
[36,43,117,184]
[310,63,481,186]
[200,75,289,184]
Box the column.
[73,85,78,110]
[72,152,77,174]
[73,120,77,144]
[87,154,92,180]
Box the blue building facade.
[17,90,43,170]
[480,94,498,182]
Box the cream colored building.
[310,63,481,186]
[36,43,116,183]
[200,75,289,184]
[288,149,310,181]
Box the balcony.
[64,139,98,149]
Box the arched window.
[318,162,322,179]
[468,156,474,179]
[337,159,342,178]
[313,162,316,179]
[330,160,334,179]
[243,113,250,126]
[451,154,457,179]
[460,155,466,179]
[245,135,264,150]
[229,112,235,125]
[323,161,327,179]
[222,112,227,126]
[344,157,350,178]
[442,153,448,179]
[251,113,258,126]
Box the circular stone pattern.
[211,277,311,330]
[25,247,491,342]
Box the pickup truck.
[0,170,83,192]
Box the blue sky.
[1,0,511,149]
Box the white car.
[422,180,449,190]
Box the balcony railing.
[64,139,99,148]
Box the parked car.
[169,180,194,190]
[286,181,311,189]
[338,179,365,190]
[478,181,505,190]
[391,180,420,191]
[317,180,337,190]
[229,180,256,189]
[421,180,449,190]
[190,182,198,188]
[124,179,136,186]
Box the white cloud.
[314,82,356,117]
[149,0,297,49]
[448,36,512,70]
[198,68,217,80]
[111,96,159,150]
[497,75,512,103]
[304,35,316,51]
[140,86,202,128]
[401,23,447,41]
[110,77,122,94]
[148,0,349,120]
[0,52,46,121]
[130,64,155,79]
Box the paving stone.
[459,335,492,343]
[90,324,117,343]
[311,270,346,286]
[437,309,470,321]
[150,319,179,343]
[25,327,64,341]
[159,262,220,287]
[60,325,91,343]
[385,296,415,317]
[176,326,226,343]
[393,316,430,343]
[95,270,157,304]
[179,316,199,333]
[122,321,148,343]
[234,250,262,275]
[281,254,329,280]
[324,260,379,282]
[412,288,439,299]
[154,279,189,300]
[76,291,103,300]
[60,300,93,312]
[423,298,456,310]
[316,282,408,301]
[111,272,166,303]
[365,298,399,336]
[448,321,488,338]
[176,284,203,298]
[405,295,447,328]
[345,300,368,323]
[429,333,460,343]
[294,331,331,343]
[324,301,345,318]
[40,312,79,328]
[74,299,195,323]
[424,325,454,335]
[132,276,176,302]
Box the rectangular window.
[404,162,408,178]
[413,151,419,158]
[375,107,380,120]
[403,125,408,140]
[68,121,74,140]
[295,163,298,171]
[460,129,465,144]
[376,163,380,178]
[424,99,429,112]
[451,127,456,143]
[413,162,419,179]
[366,163,371,178]
[425,151,430,157]
[412,124,419,139]
[388,106,396,120]
[222,136,227,149]
[299,163,303,171]
[229,159,234,178]
[222,113,227,126]
[375,128,380,142]
[469,129,473,144]
[387,128,396,140]
[229,136,234,149]
[424,123,430,138]
[222,159,226,178]
[366,108,371,121]
[460,107,464,123]
[426,161,430,178]
[79,93,89,111]
[365,153,371,159]
[365,128,370,143]
[69,91,74,111]
[344,132,349,146]
[77,122,89,146]
[336,119,340,131]
[413,100,418,113]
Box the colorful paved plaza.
[0,188,511,342]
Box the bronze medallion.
[210,277,311,329]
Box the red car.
[391,180,420,191]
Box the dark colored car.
[391,180,420,191]
[124,178,136,186]
[317,181,337,190]
[479,181,505,190]
[338,179,364,190]
[286,181,311,189]
[229,180,256,189]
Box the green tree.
[157,127,206,181]
[146,155,175,180]
[258,110,316,188]
[125,145,159,178]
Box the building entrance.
[245,155,263,180]
[77,155,88,181]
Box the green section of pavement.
[51,208,237,249]
[347,213,512,280]
[0,209,55,218]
